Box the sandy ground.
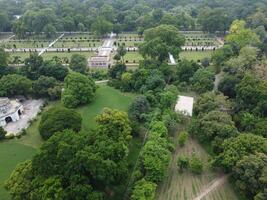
[4,99,44,136]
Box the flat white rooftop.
[175,95,194,117]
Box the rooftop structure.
[0,98,23,127]
[175,95,194,117]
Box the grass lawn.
[77,85,136,131]
[179,51,213,61]
[124,52,144,63]
[0,142,36,200]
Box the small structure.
[175,95,194,117]
[89,55,111,68]
[0,98,23,127]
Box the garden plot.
[2,40,51,49]
[156,136,239,200]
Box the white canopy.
[175,95,194,117]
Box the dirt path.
[193,175,229,200]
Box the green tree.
[131,179,157,200]
[91,16,113,36]
[233,153,267,199]
[23,53,43,80]
[43,24,56,38]
[189,110,238,153]
[176,60,200,83]
[191,68,214,93]
[177,155,189,172]
[128,95,150,122]
[140,25,185,62]
[216,134,267,169]
[226,20,260,48]
[39,59,68,81]
[39,107,82,140]
[0,74,32,97]
[32,76,58,98]
[69,54,87,74]
[190,153,203,174]
[178,131,188,147]
[62,72,96,108]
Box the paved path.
[38,34,65,56]
[169,53,176,65]
[213,72,223,92]
[95,80,109,84]
[193,175,229,200]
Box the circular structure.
[0,98,23,127]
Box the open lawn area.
[124,52,144,63]
[179,51,213,61]
[77,85,136,130]
[0,143,36,200]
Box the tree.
[23,53,43,80]
[39,107,82,140]
[0,12,8,31]
[177,155,189,172]
[149,121,168,138]
[190,153,203,174]
[218,74,241,98]
[236,74,261,110]
[178,131,188,147]
[176,60,200,83]
[131,179,157,200]
[91,16,113,36]
[117,45,127,63]
[109,63,126,79]
[191,68,214,93]
[216,134,267,169]
[233,153,267,199]
[189,110,238,153]
[5,160,33,200]
[194,92,231,116]
[61,72,96,108]
[226,20,260,48]
[39,60,68,81]
[0,127,6,140]
[69,54,87,74]
[140,136,171,183]
[95,108,132,144]
[128,95,150,122]
[0,48,12,77]
[32,76,58,98]
[43,24,56,38]
[198,8,230,33]
[140,25,185,62]
[0,74,32,97]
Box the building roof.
[175,95,194,117]
[0,98,22,118]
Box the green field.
[0,142,36,200]
[77,85,136,130]
[179,51,213,61]
[124,52,144,63]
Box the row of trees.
[1,0,266,36]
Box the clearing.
[156,133,239,200]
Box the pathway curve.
[38,34,65,56]
[193,175,229,200]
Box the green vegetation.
[180,51,213,61]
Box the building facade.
[0,98,23,127]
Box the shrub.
[190,153,203,174]
[178,131,188,147]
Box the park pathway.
[193,175,229,200]
[38,33,65,56]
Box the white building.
[175,95,194,117]
[0,98,23,127]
